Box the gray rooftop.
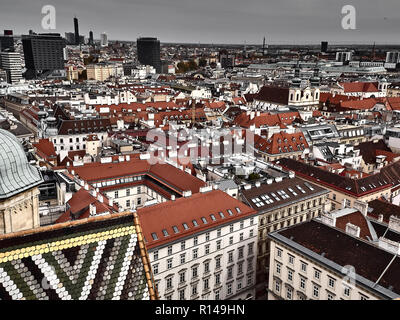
[0,129,43,199]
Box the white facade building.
[139,190,259,300]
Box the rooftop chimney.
[183,190,192,198]
[345,222,361,238]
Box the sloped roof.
[138,190,257,249]
[0,212,156,300]
[0,129,43,199]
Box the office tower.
[137,37,161,73]
[336,51,352,63]
[22,33,66,79]
[386,52,400,64]
[0,30,14,52]
[65,32,75,45]
[100,33,108,47]
[89,31,94,45]
[74,16,80,45]
[0,51,22,83]
[219,50,235,69]
[321,41,328,53]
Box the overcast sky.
[1,0,400,44]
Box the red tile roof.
[335,210,373,240]
[69,158,206,195]
[254,131,308,155]
[137,190,257,249]
[33,139,57,160]
[340,82,379,93]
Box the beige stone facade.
[0,187,40,234]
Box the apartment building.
[138,189,258,300]
[268,219,400,300]
[277,158,393,211]
[240,177,329,294]
[68,156,206,211]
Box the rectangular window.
[227,266,234,279]
[205,244,210,255]
[192,266,198,278]
[229,236,233,245]
[286,287,293,300]
[204,261,210,273]
[180,253,186,264]
[248,243,254,255]
[153,251,158,260]
[179,272,186,283]
[238,261,243,275]
[300,277,306,290]
[192,284,198,296]
[179,288,185,300]
[276,262,281,274]
[301,262,307,273]
[153,264,159,275]
[228,251,233,263]
[328,277,335,289]
[126,199,130,208]
[206,232,210,241]
[181,241,186,250]
[227,283,232,295]
[287,269,293,282]
[215,256,221,269]
[277,248,282,258]
[193,236,198,246]
[313,285,319,298]
[193,248,198,259]
[216,240,221,250]
[126,189,130,196]
[288,254,294,265]
[314,269,321,280]
[168,246,172,255]
[247,273,253,286]
[238,247,244,259]
[230,224,234,233]
[217,228,221,237]
[239,233,244,241]
[166,277,172,290]
[167,258,172,269]
[203,278,209,291]
[215,273,221,285]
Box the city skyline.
[1,0,400,44]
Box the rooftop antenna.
[262,37,266,56]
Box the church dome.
[0,129,43,199]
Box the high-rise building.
[137,37,161,73]
[321,41,328,53]
[0,51,22,83]
[22,33,66,79]
[0,30,14,52]
[65,32,75,45]
[386,51,400,64]
[219,50,235,69]
[89,31,94,45]
[100,33,108,47]
[74,16,80,45]
[336,51,352,63]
